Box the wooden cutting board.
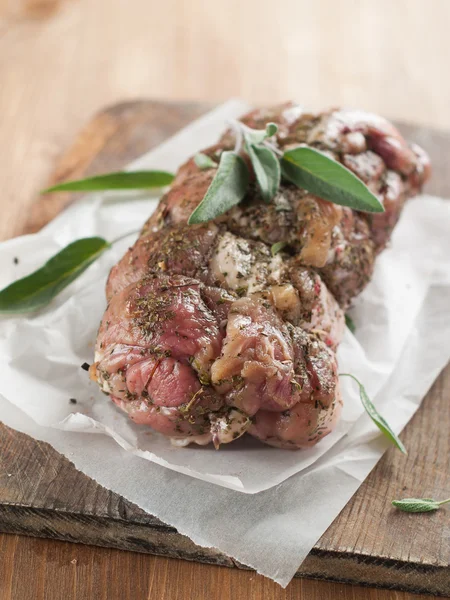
[1,100,449,596]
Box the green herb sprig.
[281,147,383,212]
[242,122,280,203]
[187,119,384,224]
[0,169,175,314]
[392,497,450,513]
[271,241,287,256]
[340,373,407,454]
[2,116,385,313]
[0,231,138,314]
[42,171,174,193]
[188,152,249,224]
[345,314,356,333]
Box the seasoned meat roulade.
[90,104,430,449]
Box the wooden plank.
[0,535,438,600]
[1,100,449,596]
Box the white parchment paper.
[0,100,449,585]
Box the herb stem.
[339,373,361,386]
[227,119,243,154]
[110,229,141,246]
[437,497,450,506]
[263,140,283,157]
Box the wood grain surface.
[1,535,442,600]
[2,0,450,243]
[0,100,449,600]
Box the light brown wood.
[0,534,443,600]
[24,100,211,234]
[2,0,450,243]
[1,100,449,599]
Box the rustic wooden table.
[0,535,442,600]
[1,2,449,599]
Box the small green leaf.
[271,241,287,256]
[391,498,440,513]
[248,144,281,203]
[339,373,407,454]
[42,171,174,193]
[194,153,217,170]
[281,147,384,213]
[188,151,250,224]
[265,122,278,137]
[0,238,110,314]
[244,122,278,145]
[345,314,356,334]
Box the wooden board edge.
[1,505,448,596]
[298,551,450,597]
[0,505,234,568]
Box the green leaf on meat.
[243,122,278,146]
[247,144,281,203]
[281,146,385,213]
[194,153,218,170]
[188,151,250,224]
[270,241,287,256]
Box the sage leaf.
[271,241,287,256]
[188,151,250,224]
[340,373,407,454]
[194,153,217,170]
[281,147,384,213]
[265,123,278,137]
[42,171,174,193]
[391,498,441,513]
[244,122,278,145]
[0,237,110,314]
[345,314,356,333]
[248,144,281,203]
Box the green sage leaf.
[271,241,287,256]
[42,171,174,193]
[281,147,384,213]
[0,237,110,314]
[188,151,250,224]
[265,123,278,137]
[194,153,217,170]
[345,314,356,334]
[244,122,278,145]
[391,498,440,513]
[340,373,407,454]
[248,144,281,203]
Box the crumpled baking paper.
[0,100,449,585]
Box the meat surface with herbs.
[90,104,430,449]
